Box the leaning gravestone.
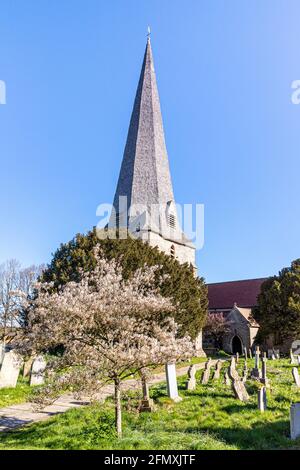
[201,358,212,385]
[0,350,22,388]
[30,355,46,386]
[228,366,249,402]
[290,403,300,440]
[23,357,34,378]
[212,360,222,380]
[292,368,300,388]
[186,364,197,391]
[165,364,182,402]
[258,386,267,412]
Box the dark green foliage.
[253,258,300,342]
[41,228,208,338]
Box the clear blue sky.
[0,1,299,283]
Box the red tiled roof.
[207,278,267,310]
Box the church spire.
[112,36,175,214]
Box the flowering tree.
[21,250,193,436]
[203,312,231,350]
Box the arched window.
[170,244,175,258]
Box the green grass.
[0,359,300,450]
[0,376,31,408]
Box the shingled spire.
[113,36,175,213]
[110,36,195,264]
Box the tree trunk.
[114,378,122,438]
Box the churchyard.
[0,354,300,450]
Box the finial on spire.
[147,26,151,42]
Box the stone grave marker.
[165,364,182,402]
[30,355,46,386]
[228,366,249,402]
[258,386,267,412]
[244,347,248,360]
[274,349,280,359]
[242,364,248,383]
[261,357,269,386]
[212,360,222,380]
[0,350,22,388]
[186,364,196,390]
[236,352,239,364]
[139,375,154,412]
[224,371,230,386]
[292,368,300,388]
[267,349,273,359]
[248,349,252,359]
[201,358,212,385]
[23,357,34,378]
[290,349,297,365]
[251,346,261,379]
[290,403,300,440]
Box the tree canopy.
[41,228,208,339]
[253,258,300,343]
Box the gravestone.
[290,403,300,440]
[228,366,249,401]
[23,357,34,378]
[165,364,182,402]
[290,349,297,365]
[242,364,248,383]
[30,355,46,386]
[251,346,261,379]
[224,371,230,386]
[267,349,273,359]
[261,357,269,386]
[292,368,300,388]
[186,364,197,390]
[275,349,280,359]
[212,360,222,380]
[201,358,212,385]
[248,349,252,359]
[139,375,154,412]
[0,350,22,388]
[244,347,248,360]
[258,386,267,412]
[236,352,239,364]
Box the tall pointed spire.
[112,37,175,214]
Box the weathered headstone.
[267,349,273,359]
[201,358,212,385]
[274,349,280,360]
[0,350,22,388]
[243,347,248,360]
[242,364,248,383]
[258,386,267,412]
[290,403,300,440]
[261,357,269,386]
[224,371,230,386]
[251,346,261,379]
[290,349,297,365]
[212,360,222,380]
[23,357,34,378]
[228,366,249,401]
[30,355,46,386]
[0,342,5,366]
[186,364,197,390]
[292,368,300,388]
[139,375,154,412]
[165,364,182,402]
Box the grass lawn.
[0,376,31,408]
[0,358,300,450]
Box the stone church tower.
[110,36,196,268]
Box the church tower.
[110,35,195,267]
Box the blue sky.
[0,1,299,283]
